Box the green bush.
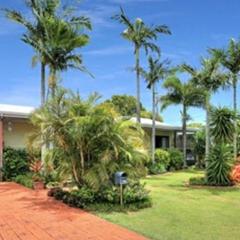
[155,149,170,166]
[49,180,151,211]
[167,148,184,170]
[97,180,150,204]
[14,173,33,189]
[123,181,150,203]
[189,177,206,186]
[148,162,166,174]
[206,144,233,186]
[2,147,29,180]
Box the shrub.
[167,148,184,170]
[189,177,206,186]
[69,187,95,208]
[49,180,151,211]
[97,180,150,204]
[206,144,233,186]
[2,147,29,180]
[14,173,33,189]
[155,149,170,167]
[123,181,150,203]
[148,163,166,175]
[231,164,240,184]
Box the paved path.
[0,183,147,240]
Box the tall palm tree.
[24,17,90,97]
[141,57,170,163]
[182,56,227,165]
[5,0,59,105]
[5,0,91,104]
[113,8,171,123]
[211,38,240,158]
[161,76,205,167]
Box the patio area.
[0,183,147,240]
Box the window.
[156,136,170,149]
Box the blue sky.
[0,0,240,125]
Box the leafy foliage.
[29,88,149,190]
[104,94,145,116]
[140,110,163,122]
[231,164,240,183]
[161,75,206,167]
[5,0,92,98]
[113,8,171,56]
[206,144,233,186]
[167,148,184,170]
[49,180,151,211]
[193,129,206,168]
[210,107,236,143]
[155,149,170,167]
[14,173,33,189]
[2,147,29,180]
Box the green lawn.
[99,170,240,240]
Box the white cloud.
[84,45,132,56]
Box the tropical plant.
[161,75,205,167]
[29,88,149,190]
[231,164,240,183]
[104,94,145,116]
[113,8,171,123]
[193,128,205,168]
[182,55,227,163]
[211,39,240,158]
[167,148,184,170]
[206,144,233,186]
[140,110,163,122]
[141,56,170,163]
[5,0,92,102]
[210,106,236,144]
[2,147,29,180]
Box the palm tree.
[182,56,227,164]
[141,57,170,163]
[211,38,240,158]
[29,88,148,189]
[5,0,58,105]
[113,8,171,123]
[5,0,91,104]
[161,76,205,167]
[25,17,90,97]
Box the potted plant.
[30,160,45,190]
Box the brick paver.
[0,183,147,240]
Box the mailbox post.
[114,172,128,206]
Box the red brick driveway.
[0,183,147,240]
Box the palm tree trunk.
[49,69,57,98]
[135,46,141,123]
[41,63,46,106]
[233,74,238,159]
[40,63,46,169]
[182,105,187,168]
[205,93,211,167]
[151,82,156,164]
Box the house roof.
[130,117,198,132]
[0,104,34,119]
[0,104,198,132]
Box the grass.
[98,169,240,240]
